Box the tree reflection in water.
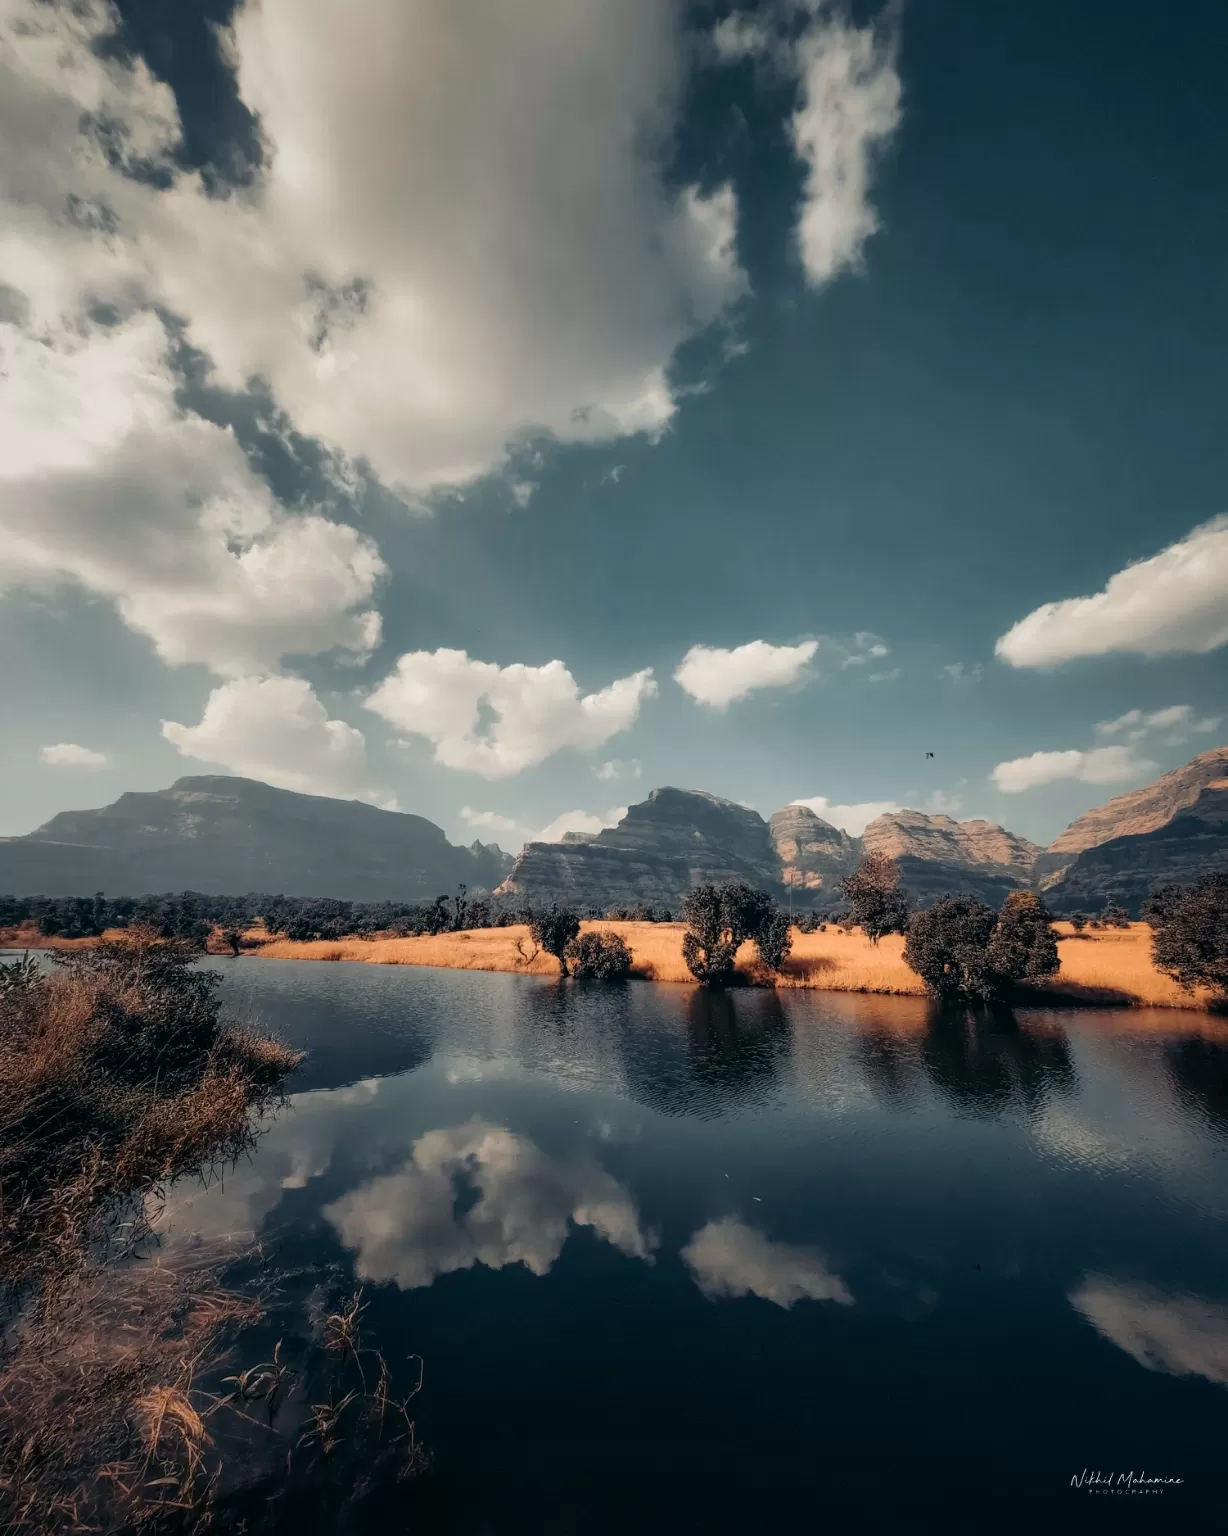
[918,1005,1076,1116]
[1165,1032,1228,1137]
[679,988,791,1117]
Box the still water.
[177,960,1228,1532]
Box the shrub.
[529,905,582,976]
[839,853,910,945]
[986,890,1059,985]
[681,882,790,985]
[1102,903,1131,929]
[566,930,633,981]
[1144,874,1228,1003]
[1069,911,1087,932]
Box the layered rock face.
[862,810,1041,873]
[1045,779,1228,915]
[769,805,858,891]
[1047,747,1228,856]
[0,776,512,900]
[498,788,782,910]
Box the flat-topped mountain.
[1047,746,1228,857]
[498,788,782,909]
[1045,778,1228,914]
[862,810,1042,874]
[769,805,858,892]
[0,776,512,901]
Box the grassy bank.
[250,920,1215,1010]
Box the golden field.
[249,919,1217,1011]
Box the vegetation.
[681,882,791,986]
[903,891,1059,1003]
[1145,874,1228,1004]
[527,905,582,976]
[566,930,634,981]
[1102,904,1131,929]
[839,853,910,945]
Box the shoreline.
[2,919,1216,1012]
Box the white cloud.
[0,0,750,499]
[162,675,390,804]
[714,4,901,289]
[942,662,983,683]
[790,796,901,836]
[38,742,110,769]
[460,807,525,840]
[674,639,818,708]
[366,650,656,779]
[595,758,642,782]
[991,745,1155,795]
[868,667,900,683]
[1095,704,1221,745]
[790,7,902,287]
[323,1121,655,1289]
[534,807,627,844]
[0,312,384,677]
[681,1217,853,1308]
[1070,1276,1228,1386]
[996,516,1228,667]
[926,790,963,815]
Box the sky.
[2,0,1227,851]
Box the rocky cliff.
[1045,780,1228,915]
[862,810,1042,874]
[498,788,782,910]
[769,805,858,892]
[0,776,512,900]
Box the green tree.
[1145,874,1228,1003]
[986,890,1059,984]
[529,905,582,976]
[567,930,633,980]
[681,882,790,986]
[839,853,910,945]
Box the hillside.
[498,788,782,909]
[0,776,512,901]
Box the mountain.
[1035,746,1228,888]
[0,776,512,901]
[1045,779,1228,915]
[498,788,782,910]
[856,809,1043,906]
[769,805,858,892]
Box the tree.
[221,927,243,957]
[1102,903,1130,929]
[839,853,910,945]
[986,890,1058,985]
[1069,911,1087,932]
[566,930,633,981]
[1145,873,1228,1004]
[681,882,790,986]
[529,905,582,976]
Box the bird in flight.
[925,751,935,759]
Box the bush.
[1144,874,1228,1003]
[987,891,1059,984]
[566,930,633,981]
[1069,911,1087,932]
[1102,903,1131,929]
[529,905,582,976]
[681,882,790,986]
[839,853,910,945]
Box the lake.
[144,961,1228,1529]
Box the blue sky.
[2,0,1226,849]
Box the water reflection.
[681,1217,853,1308]
[1070,1275,1228,1386]
[323,1120,656,1290]
[1165,1034,1228,1137]
[919,1006,1075,1116]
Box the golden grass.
[251,919,1218,1010]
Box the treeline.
[0,889,678,944]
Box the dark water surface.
[175,961,1228,1531]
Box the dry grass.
[251,919,1217,1010]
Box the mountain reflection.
[918,1006,1075,1116]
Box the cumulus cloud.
[534,807,627,844]
[996,517,1228,668]
[674,639,818,708]
[163,675,390,804]
[323,1121,655,1289]
[460,808,525,840]
[682,1217,853,1308]
[991,745,1155,795]
[0,0,750,498]
[366,650,656,778]
[38,742,110,769]
[1070,1276,1228,1386]
[714,3,901,288]
[790,796,901,835]
[595,758,642,782]
[1096,705,1221,744]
